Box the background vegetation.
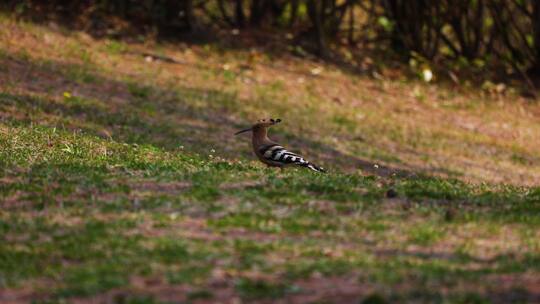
[4,0,540,86]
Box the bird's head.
[234,118,281,135]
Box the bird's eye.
[270,119,275,122]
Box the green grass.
[0,123,539,302]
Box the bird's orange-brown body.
[235,118,325,172]
[251,125,280,167]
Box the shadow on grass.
[0,8,371,79]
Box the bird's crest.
[255,118,281,128]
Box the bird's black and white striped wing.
[258,144,325,172]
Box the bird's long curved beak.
[234,127,252,135]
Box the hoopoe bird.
[235,118,326,173]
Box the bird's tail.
[300,162,326,173]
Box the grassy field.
[1,16,540,303]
